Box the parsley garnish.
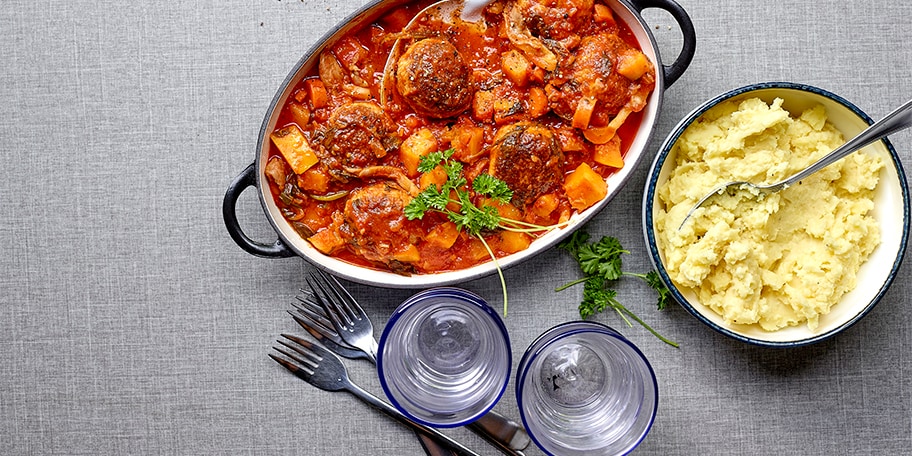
[405,149,570,315]
[556,230,678,347]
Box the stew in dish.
[265,0,655,274]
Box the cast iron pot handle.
[629,0,696,87]
[223,163,297,258]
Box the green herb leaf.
[577,236,627,280]
[473,173,513,203]
[556,230,678,347]
[403,194,428,220]
[557,230,590,256]
[580,276,618,320]
[645,271,671,310]
[417,148,453,174]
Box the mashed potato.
[655,97,883,331]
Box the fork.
[306,271,379,363]
[289,293,372,362]
[305,270,532,456]
[270,334,480,456]
[290,293,462,456]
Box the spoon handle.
[782,98,912,187]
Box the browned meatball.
[320,102,400,174]
[550,32,655,121]
[339,182,422,269]
[488,122,564,209]
[396,38,472,118]
[516,0,594,41]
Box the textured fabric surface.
[1,0,910,455]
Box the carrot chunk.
[304,79,328,109]
[563,163,608,212]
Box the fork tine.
[307,270,379,363]
[313,270,359,322]
[288,313,372,361]
[307,273,353,327]
[268,353,304,375]
[279,333,320,357]
[288,311,335,342]
[290,293,342,340]
[320,270,363,318]
[275,336,321,370]
[270,344,317,380]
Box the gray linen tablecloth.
[2,0,910,455]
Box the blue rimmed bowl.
[642,82,910,347]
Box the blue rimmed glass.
[516,321,658,456]
[378,287,511,427]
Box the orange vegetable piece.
[473,90,496,121]
[297,166,331,193]
[332,36,366,71]
[493,99,523,124]
[480,197,522,221]
[557,129,586,152]
[426,222,460,249]
[501,50,531,87]
[448,125,485,163]
[531,193,560,218]
[594,4,617,25]
[572,96,597,129]
[527,86,549,118]
[400,128,438,177]
[308,228,344,254]
[288,102,311,127]
[392,244,421,263]
[270,125,319,174]
[593,136,624,168]
[616,50,652,81]
[583,125,616,145]
[563,163,608,212]
[465,237,492,262]
[419,165,448,190]
[304,79,328,109]
[495,231,531,254]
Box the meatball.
[488,122,564,209]
[396,38,472,118]
[320,102,400,174]
[339,182,422,269]
[551,32,655,121]
[516,0,594,41]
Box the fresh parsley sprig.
[405,149,558,236]
[557,230,678,347]
[405,149,569,315]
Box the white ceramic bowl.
[224,0,696,288]
[643,82,910,347]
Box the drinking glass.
[377,287,511,427]
[516,321,658,456]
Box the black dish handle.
[222,163,297,258]
[629,0,696,87]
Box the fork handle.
[416,433,460,456]
[345,383,482,456]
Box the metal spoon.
[679,98,912,230]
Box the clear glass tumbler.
[377,287,511,427]
[516,321,658,456]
